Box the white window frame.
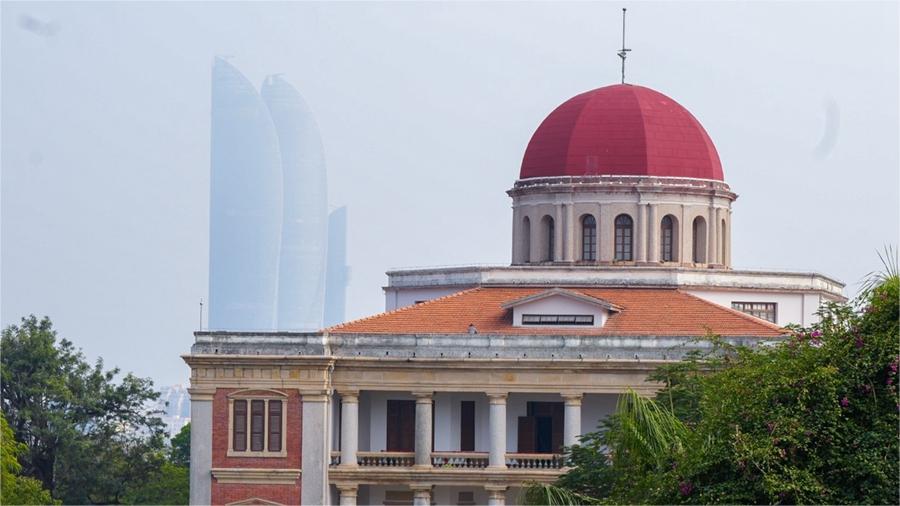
[227,389,288,458]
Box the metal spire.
[617,8,631,84]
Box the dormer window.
[522,314,595,326]
[502,288,622,328]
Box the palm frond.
[522,482,603,505]
[615,389,688,465]
[859,245,899,299]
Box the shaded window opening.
[581,215,597,261]
[661,215,675,262]
[614,214,633,261]
[692,216,707,263]
[522,216,531,263]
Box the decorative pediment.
[226,498,283,506]
[501,288,622,312]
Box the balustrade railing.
[328,451,563,470]
[356,451,415,467]
[505,453,565,469]
[431,452,489,468]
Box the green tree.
[528,267,899,505]
[170,422,190,468]
[1,315,169,504]
[1,413,57,505]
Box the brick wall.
[213,483,301,505]
[210,388,302,505]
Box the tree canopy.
[528,269,899,505]
[1,315,188,504]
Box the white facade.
[384,265,845,327]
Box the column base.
[486,465,508,471]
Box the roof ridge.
[323,287,483,332]
[675,289,786,333]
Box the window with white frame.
[228,392,287,457]
[731,302,777,323]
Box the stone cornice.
[506,175,737,201]
[328,466,560,486]
[211,468,301,485]
[383,264,845,298]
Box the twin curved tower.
[208,57,333,331]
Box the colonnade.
[334,391,585,506]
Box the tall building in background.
[208,57,283,330]
[324,206,349,327]
[262,76,329,330]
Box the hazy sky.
[2,2,898,387]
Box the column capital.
[486,392,508,404]
[484,484,508,492]
[411,391,433,402]
[301,389,331,402]
[409,483,434,492]
[561,393,583,406]
[335,482,358,493]
[188,387,215,401]
[338,390,359,403]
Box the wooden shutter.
[399,401,415,452]
[387,400,415,452]
[250,400,264,451]
[551,402,564,453]
[233,400,247,451]
[518,416,536,453]
[268,400,282,452]
[460,401,475,451]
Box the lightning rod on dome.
[617,8,631,84]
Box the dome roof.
[520,84,723,181]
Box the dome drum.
[509,175,735,269]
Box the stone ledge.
[328,466,561,486]
[211,467,301,485]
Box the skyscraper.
[208,57,283,330]
[262,75,329,331]
[324,206,349,327]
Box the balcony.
[330,451,564,470]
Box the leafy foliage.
[1,413,58,505]
[0,315,185,504]
[170,422,191,468]
[527,273,899,505]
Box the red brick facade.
[210,388,302,505]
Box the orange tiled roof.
[327,287,785,337]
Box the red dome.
[520,84,723,180]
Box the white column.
[636,203,647,262]
[485,485,508,506]
[413,391,433,468]
[188,388,213,506]
[707,205,718,265]
[562,394,583,448]
[411,484,433,506]
[487,393,507,469]
[339,390,359,467]
[725,209,732,266]
[553,204,564,262]
[337,483,358,506]
[563,203,575,262]
[511,205,522,264]
[715,207,724,267]
[301,391,331,506]
[647,204,658,263]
